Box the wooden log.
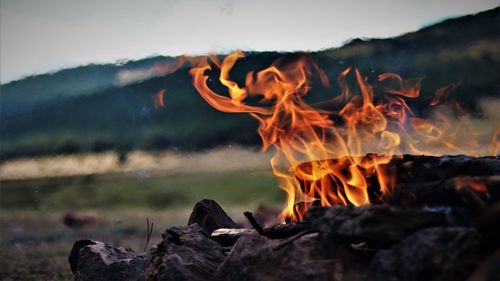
[390,175,500,208]
[371,227,481,281]
[308,205,448,247]
[295,155,500,204]
[244,211,311,239]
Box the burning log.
[68,50,500,280]
[386,155,499,183]
[244,211,311,239]
[188,51,500,221]
[66,156,500,281]
[284,156,500,221]
[296,155,500,187]
[295,156,499,207]
[390,175,499,208]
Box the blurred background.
[0,0,499,279]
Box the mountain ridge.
[1,7,498,159]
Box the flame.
[153,89,166,109]
[491,128,500,156]
[454,177,488,194]
[186,51,497,221]
[430,84,457,106]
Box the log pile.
[68,155,500,281]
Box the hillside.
[1,7,498,159]
[0,56,177,114]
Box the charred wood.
[188,199,238,234]
[146,224,226,281]
[68,239,146,281]
[244,211,311,239]
[390,176,500,208]
[371,227,481,281]
[307,205,448,247]
[215,232,371,281]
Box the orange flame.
[153,89,166,109]
[491,128,500,156]
[454,177,488,194]
[186,51,497,221]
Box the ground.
[0,149,283,280]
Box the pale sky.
[0,0,498,83]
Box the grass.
[0,169,283,280]
[0,170,282,210]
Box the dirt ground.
[0,148,282,280]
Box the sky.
[0,0,498,83]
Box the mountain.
[0,56,177,115]
[1,7,498,159]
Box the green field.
[0,170,282,280]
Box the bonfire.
[69,51,499,281]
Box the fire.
[153,89,166,109]
[187,51,497,221]
[454,177,489,194]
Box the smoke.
[114,59,187,86]
[400,97,500,156]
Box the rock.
[188,199,238,234]
[215,232,371,281]
[371,227,481,281]
[309,205,447,246]
[69,239,146,281]
[63,211,100,228]
[146,224,226,281]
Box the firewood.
[244,211,311,239]
[371,227,481,281]
[308,205,448,247]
